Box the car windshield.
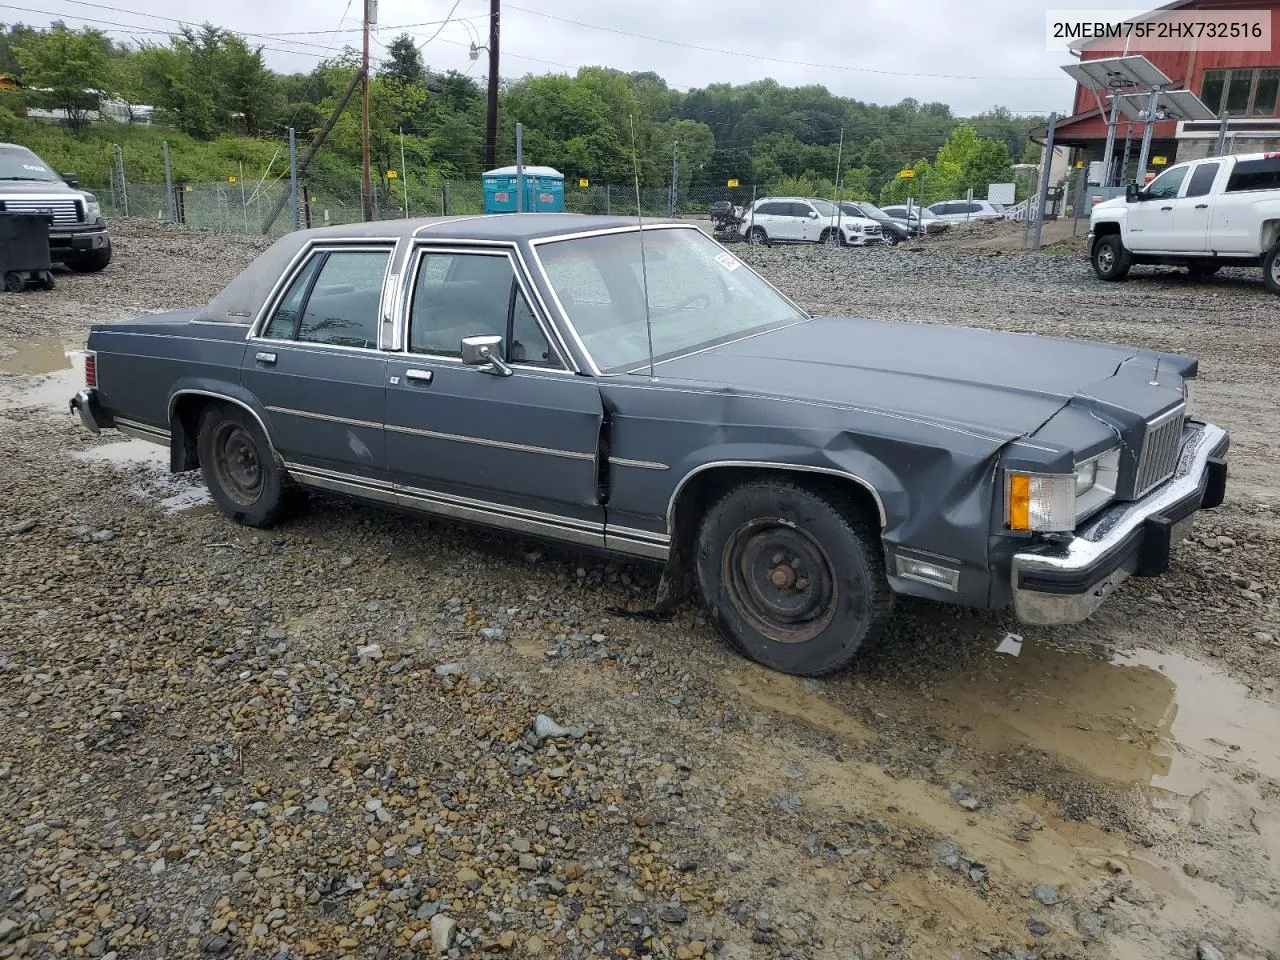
[809,199,837,217]
[0,146,62,182]
[535,226,807,374]
[856,201,890,218]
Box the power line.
[499,3,1064,83]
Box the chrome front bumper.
[1011,420,1229,625]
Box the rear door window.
[1225,157,1280,192]
[1184,162,1221,198]
[261,247,390,349]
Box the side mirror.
[808,210,819,218]
[1125,182,1142,202]
[61,172,79,188]
[461,334,512,377]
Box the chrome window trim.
[526,222,811,378]
[665,460,887,534]
[246,239,398,349]
[399,241,576,374]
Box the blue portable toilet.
[482,165,564,213]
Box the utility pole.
[669,140,678,216]
[361,0,373,221]
[484,0,500,172]
[1213,110,1231,157]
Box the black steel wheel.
[722,518,838,645]
[197,402,298,527]
[694,478,893,676]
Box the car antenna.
[629,114,656,380]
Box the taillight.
[84,351,97,388]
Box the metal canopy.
[1113,88,1216,123]
[1060,55,1172,92]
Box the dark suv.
[0,142,112,272]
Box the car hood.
[648,315,1186,442]
[1092,196,1127,215]
[0,179,79,197]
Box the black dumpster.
[0,212,55,292]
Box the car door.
[1211,156,1280,253]
[382,243,607,544]
[242,242,393,480]
[1126,164,1189,249]
[1171,160,1222,251]
[785,201,810,241]
[746,201,780,240]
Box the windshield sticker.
[714,251,742,272]
[22,164,49,172]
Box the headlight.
[1007,447,1121,532]
[82,192,102,221]
[1007,471,1076,532]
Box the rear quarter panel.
[90,313,250,432]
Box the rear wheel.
[1264,245,1280,295]
[693,479,893,676]
[197,402,299,527]
[1091,234,1131,281]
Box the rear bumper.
[70,388,113,433]
[1010,420,1229,625]
[50,223,110,254]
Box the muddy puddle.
[0,334,84,412]
[2,334,211,513]
[724,637,1280,956]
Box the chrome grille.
[866,224,881,234]
[3,198,81,225]
[1134,404,1186,497]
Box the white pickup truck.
[1088,151,1280,294]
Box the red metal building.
[1047,0,1280,181]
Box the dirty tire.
[66,245,112,273]
[197,402,297,528]
[1264,245,1280,295]
[746,226,768,245]
[694,479,893,676]
[1091,234,1131,281]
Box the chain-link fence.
[95,137,775,238]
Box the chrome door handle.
[255,351,277,365]
[405,369,434,384]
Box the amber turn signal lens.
[1008,473,1031,531]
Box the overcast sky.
[15,0,1153,115]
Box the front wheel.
[693,479,893,676]
[1091,234,1131,281]
[66,245,112,273]
[746,226,768,246]
[819,228,842,246]
[197,402,299,527]
[1264,245,1280,295]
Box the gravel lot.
[1,220,1277,960]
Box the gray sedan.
[69,214,1229,676]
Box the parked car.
[927,198,1005,223]
[0,142,111,271]
[880,204,950,235]
[838,201,910,244]
[1088,151,1280,294]
[69,214,1229,677]
[742,196,883,246]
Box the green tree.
[13,25,114,132]
[382,34,423,85]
